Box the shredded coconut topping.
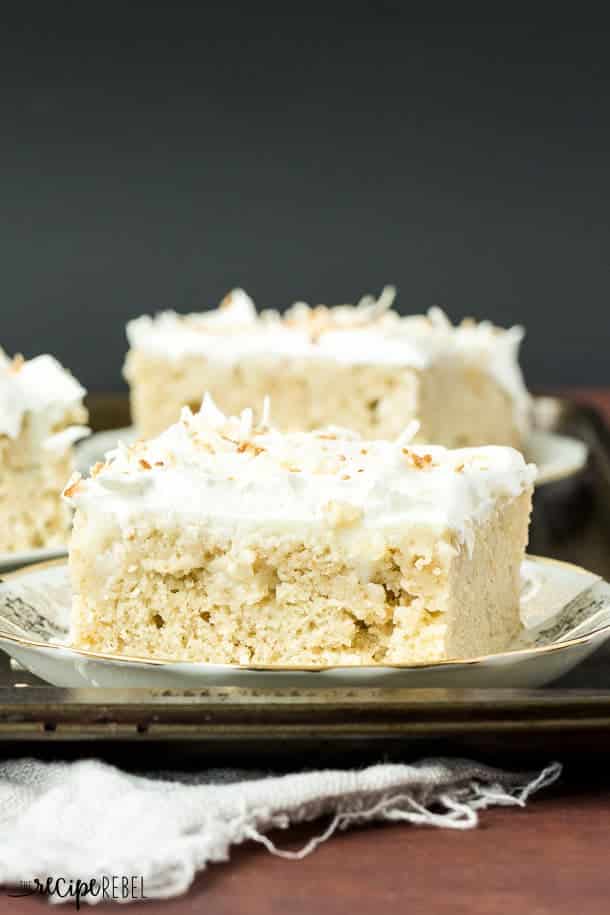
[66,396,536,549]
[125,287,532,437]
[0,348,88,444]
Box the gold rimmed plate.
[0,546,68,575]
[526,428,588,485]
[0,557,608,688]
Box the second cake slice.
[124,287,532,448]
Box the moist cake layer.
[68,493,530,665]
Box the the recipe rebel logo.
[8,875,147,908]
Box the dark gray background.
[1,6,608,391]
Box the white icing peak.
[0,349,87,441]
[125,287,531,435]
[66,396,536,544]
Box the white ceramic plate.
[0,557,608,688]
[526,428,588,485]
[0,546,68,575]
[75,426,588,487]
[75,426,137,475]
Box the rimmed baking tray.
[1,686,610,767]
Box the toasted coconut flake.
[354,285,396,323]
[237,440,265,456]
[180,406,194,426]
[283,287,397,338]
[402,449,434,470]
[427,305,452,330]
[395,420,420,449]
[239,407,253,441]
[260,395,271,430]
[200,393,226,427]
[9,353,25,373]
[63,472,82,499]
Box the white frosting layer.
[0,350,87,445]
[66,397,536,551]
[125,288,531,436]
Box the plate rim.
[0,555,607,673]
[527,428,588,486]
[0,545,68,568]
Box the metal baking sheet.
[1,684,610,766]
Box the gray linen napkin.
[0,757,561,904]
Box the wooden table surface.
[5,389,610,914]
[10,785,610,914]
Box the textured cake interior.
[125,350,522,448]
[69,491,530,665]
[0,407,86,552]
